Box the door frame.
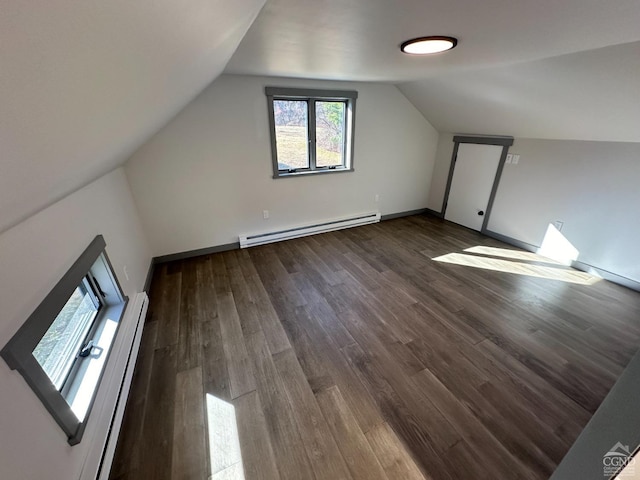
[440,135,514,233]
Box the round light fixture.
[401,36,458,55]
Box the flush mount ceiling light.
[401,36,458,55]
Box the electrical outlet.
[374,194,379,203]
[554,220,564,231]
[263,210,269,219]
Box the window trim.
[37,275,102,392]
[1,235,128,445]
[266,87,357,179]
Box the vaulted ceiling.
[398,41,640,142]
[0,0,266,233]
[2,0,639,233]
[226,0,640,82]
[226,0,640,142]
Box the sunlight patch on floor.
[206,394,245,480]
[432,252,600,285]
[464,245,563,265]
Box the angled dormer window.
[1,235,127,445]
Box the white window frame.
[1,235,127,445]
[266,87,357,178]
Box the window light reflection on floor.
[464,245,563,265]
[435,223,600,285]
[206,394,245,480]
[432,252,600,285]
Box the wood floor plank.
[341,342,456,480]
[315,386,388,480]
[198,258,232,401]
[200,318,231,401]
[196,256,218,323]
[224,251,262,336]
[218,292,256,399]
[156,265,181,348]
[233,391,282,480]
[273,348,353,480]
[281,302,384,433]
[177,260,201,371]
[137,345,177,480]
[411,367,550,479]
[172,367,207,480]
[335,269,418,344]
[289,270,356,348]
[340,311,461,450]
[365,422,429,480]
[470,338,591,434]
[294,305,384,433]
[243,331,315,480]
[112,215,640,480]
[243,272,291,355]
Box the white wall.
[427,133,455,212]
[0,0,265,234]
[125,74,439,257]
[0,168,151,479]
[429,136,640,283]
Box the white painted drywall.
[125,74,439,257]
[427,133,455,212]
[429,136,640,283]
[0,168,151,479]
[226,0,640,82]
[0,0,266,235]
[399,41,640,143]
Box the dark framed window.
[266,87,357,178]
[1,235,128,445]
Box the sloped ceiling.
[397,41,640,143]
[4,0,640,234]
[0,0,266,233]
[226,0,640,141]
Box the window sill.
[273,167,354,179]
[66,303,125,412]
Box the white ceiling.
[225,0,640,82]
[399,41,640,142]
[3,0,640,233]
[226,0,640,143]
[0,0,265,233]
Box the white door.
[444,143,503,231]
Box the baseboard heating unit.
[78,292,149,480]
[239,212,381,248]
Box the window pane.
[316,101,345,167]
[274,100,309,170]
[33,282,99,390]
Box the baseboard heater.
[77,292,149,480]
[239,212,381,248]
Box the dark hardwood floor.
[110,215,640,480]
